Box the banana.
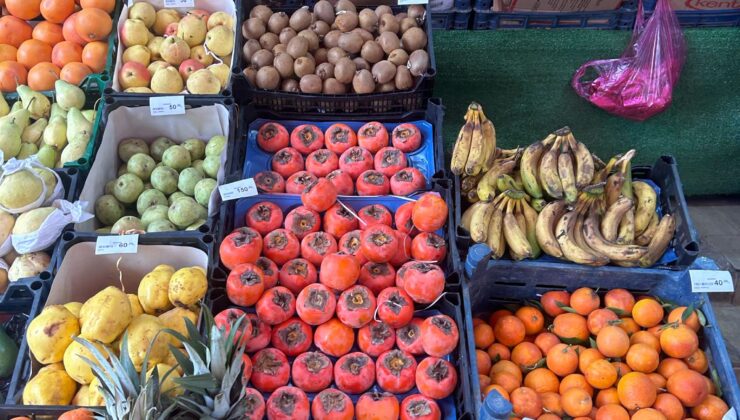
[450,107,475,176]
[521,199,542,258]
[465,109,485,176]
[555,211,609,266]
[470,198,497,243]
[477,157,518,201]
[520,134,555,199]
[532,198,547,212]
[535,200,567,259]
[558,141,578,204]
[583,213,647,262]
[601,197,633,242]
[497,174,522,193]
[479,107,497,172]
[460,201,486,232]
[635,213,659,246]
[605,172,625,207]
[466,189,481,204]
[640,214,676,267]
[567,132,595,189]
[486,206,506,259]
[617,211,635,245]
[633,181,657,236]
[461,173,483,194]
[573,212,609,261]
[539,136,564,199]
[503,199,532,260]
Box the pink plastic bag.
[572,0,686,121]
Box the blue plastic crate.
[432,8,474,29]
[641,0,739,26]
[464,257,740,417]
[472,6,636,29]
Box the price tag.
[722,407,737,420]
[219,178,258,201]
[397,0,428,5]
[164,0,195,7]
[690,270,734,293]
[149,96,185,116]
[95,234,139,255]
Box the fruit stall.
[0,0,738,419]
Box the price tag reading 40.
[219,178,258,201]
[149,96,185,116]
[95,234,139,255]
[690,270,734,293]
[164,0,195,7]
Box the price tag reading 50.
[164,0,195,7]
[219,178,258,201]
[149,96,185,116]
[95,234,139,255]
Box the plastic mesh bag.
[572,0,686,121]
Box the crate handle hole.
[684,241,699,254]
[203,234,213,244]
[39,271,51,281]
[68,168,78,176]
[105,96,114,104]
[198,224,210,234]
[62,231,75,241]
[31,280,43,290]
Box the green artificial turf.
[432,28,740,196]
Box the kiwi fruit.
[299,74,323,93]
[267,12,289,34]
[401,27,427,52]
[323,30,342,48]
[310,20,331,37]
[242,18,266,40]
[407,49,429,77]
[358,9,379,32]
[323,78,346,94]
[334,57,356,84]
[315,62,335,80]
[282,79,300,92]
[375,5,393,18]
[352,28,373,42]
[387,48,409,66]
[251,49,274,69]
[360,40,384,64]
[286,36,309,59]
[396,13,408,21]
[243,67,257,86]
[327,47,348,65]
[290,6,313,31]
[353,57,370,71]
[377,32,400,55]
[407,5,426,23]
[352,69,375,94]
[256,66,280,90]
[400,17,418,33]
[335,11,359,32]
[379,14,400,34]
[338,32,363,54]
[395,65,413,90]
[294,56,316,78]
[371,60,396,84]
[376,81,395,93]
[259,32,280,51]
[313,0,336,24]
[250,5,273,24]
[279,27,297,44]
[295,30,317,52]
[273,52,294,78]
[336,0,357,13]
[273,43,288,55]
[314,48,328,64]
[242,39,261,62]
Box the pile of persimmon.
[473,287,731,420]
[0,0,113,92]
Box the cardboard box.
[509,0,623,12]
[669,0,738,10]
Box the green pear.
[17,143,37,159]
[0,121,22,158]
[9,101,22,113]
[50,104,67,121]
[43,116,67,149]
[36,145,57,168]
[82,110,95,122]
[54,80,86,111]
[0,108,31,131]
[17,85,50,120]
[60,141,88,165]
[66,108,92,144]
[21,118,47,144]
[0,95,9,117]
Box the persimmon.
[63,13,87,45]
[0,16,33,48]
[626,343,660,373]
[40,0,75,24]
[75,8,112,42]
[570,287,600,315]
[6,0,41,20]
[32,22,64,46]
[60,62,91,85]
[17,39,53,70]
[27,62,60,91]
[0,61,27,92]
[515,306,545,335]
[562,388,593,417]
[632,298,664,328]
[653,393,684,420]
[81,41,107,73]
[523,368,559,394]
[617,372,657,410]
[51,41,83,68]
[0,45,18,62]
[80,0,115,13]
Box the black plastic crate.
[454,155,699,270]
[232,1,436,114]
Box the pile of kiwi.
[241,0,430,95]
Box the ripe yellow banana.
[601,197,634,242]
[486,206,505,259]
[535,200,567,259]
[573,212,609,261]
[477,157,518,201]
[555,211,609,266]
[640,214,676,267]
[539,136,564,199]
[566,132,595,190]
[450,107,475,176]
[465,109,485,176]
[470,198,497,243]
[521,199,542,258]
[633,181,657,236]
[558,142,578,204]
[583,213,647,262]
[635,213,659,246]
[520,134,555,199]
[479,107,497,172]
[460,201,486,232]
[503,199,532,260]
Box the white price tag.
[398,0,428,5]
[95,234,139,255]
[149,96,185,116]
[219,178,258,201]
[722,407,737,420]
[164,0,195,7]
[690,270,734,293]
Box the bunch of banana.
[451,102,497,177]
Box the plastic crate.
[209,283,476,420]
[213,181,461,290]
[454,155,700,271]
[236,98,446,191]
[432,9,474,29]
[464,257,740,417]
[472,5,636,29]
[75,95,239,237]
[233,1,436,114]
